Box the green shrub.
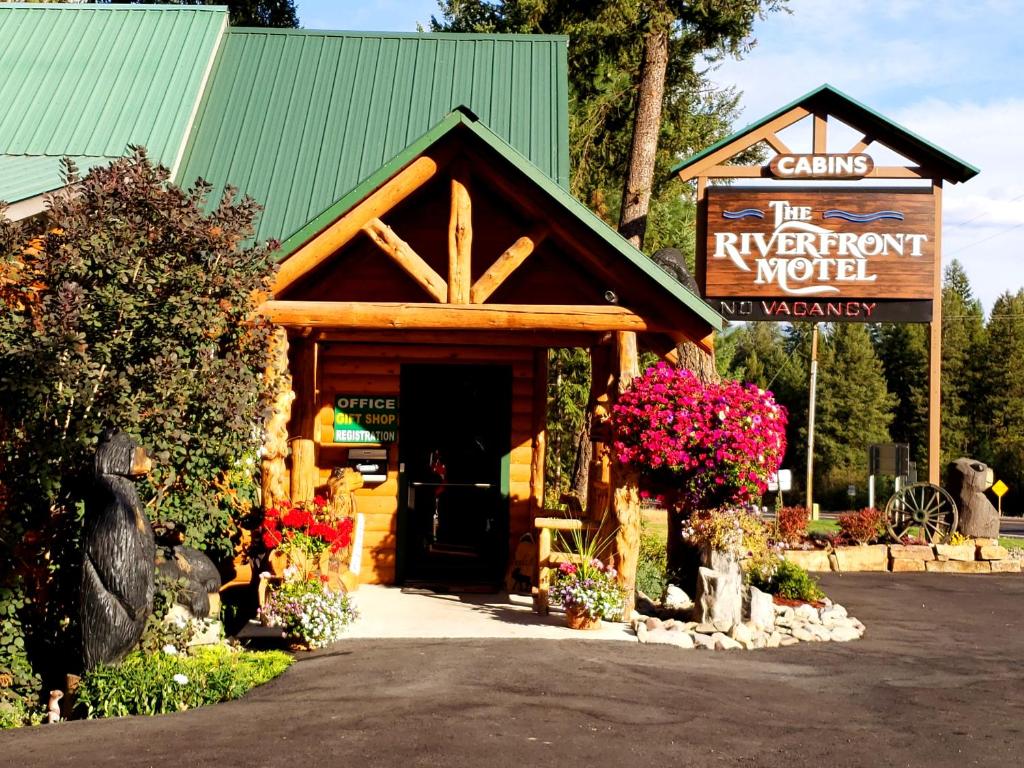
[0,583,42,729]
[636,528,667,600]
[749,559,825,603]
[75,646,292,719]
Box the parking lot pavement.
[3,572,1023,768]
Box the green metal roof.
[176,28,570,244]
[672,84,979,184]
[280,109,722,332]
[0,3,227,203]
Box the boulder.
[991,559,1022,573]
[795,603,820,623]
[730,622,755,647]
[644,617,663,631]
[934,543,977,562]
[888,544,934,561]
[946,458,1000,539]
[977,545,1009,561]
[711,632,742,651]
[646,629,695,649]
[696,565,743,628]
[664,584,694,611]
[779,636,800,647]
[833,544,889,572]
[890,558,926,572]
[691,633,715,650]
[925,560,992,574]
[791,626,816,642]
[748,587,775,630]
[829,625,861,642]
[782,549,832,572]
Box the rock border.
[784,539,1021,574]
[633,599,864,650]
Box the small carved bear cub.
[80,429,155,670]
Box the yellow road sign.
[992,479,1009,498]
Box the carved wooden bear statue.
[945,457,999,539]
[154,522,222,619]
[80,429,155,670]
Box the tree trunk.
[617,27,669,249]
[666,339,720,595]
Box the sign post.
[992,479,1009,516]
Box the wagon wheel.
[884,482,958,544]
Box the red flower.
[282,509,313,529]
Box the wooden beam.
[470,226,548,304]
[311,329,606,348]
[928,180,943,484]
[530,348,548,518]
[848,134,874,153]
[448,165,472,303]
[261,300,663,332]
[700,165,768,178]
[361,217,447,303]
[676,106,811,181]
[813,113,828,153]
[865,165,926,179]
[274,155,438,296]
[764,131,792,155]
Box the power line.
[947,219,1024,256]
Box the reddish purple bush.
[776,506,809,545]
[609,363,787,506]
[837,507,885,545]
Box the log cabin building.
[0,5,723,588]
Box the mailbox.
[347,447,388,484]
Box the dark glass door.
[398,363,511,586]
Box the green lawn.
[807,519,839,535]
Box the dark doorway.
[398,363,511,587]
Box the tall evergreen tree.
[941,259,987,463]
[979,290,1024,512]
[117,1,300,28]
[814,324,895,506]
[872,322,928,472]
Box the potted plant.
[260,496,354,586]
[258,577,357,649]
[550,559,624,630]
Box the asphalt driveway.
[3,573,1023,768]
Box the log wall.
[303,341,539,585]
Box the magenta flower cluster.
[609,363,788,505]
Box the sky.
[296,0,1023,313]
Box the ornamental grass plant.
[549,519,625,621]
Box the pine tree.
[872,323,929,472]
[942,260,987,463]
[814,324,896,506]
[979,290,1024,511]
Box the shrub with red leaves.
[837,507,885,545]
[775,506,808,545]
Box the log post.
[288,337,318,504]
[261,327,294,510]
[610,331,641,616]
[530,349,548,517]
[448,163,472,304]
[536,525,552,614]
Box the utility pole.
[806,324,819,517]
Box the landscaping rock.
[731,622,754,647]
[925,560,992,574]
[977,545,1009,561]
[766,632,782,649]
[934,543,976,562]
[792,626,816,642]
[890,558,926,572]
[779,636,800,647]
[829,625,862,642]
[782,548,832,572]
[696,566,743,628]
[662,619,677,630]
[795,604,820,623]
[833,544,889,572]
[664,585,694,611]
[773,605,795,622]
[974,538,999,547]
[695,622,717,635]
[645,617,663,631]
[888,544,934,561]
[691,633,715,650]
[635,622,648,642]
[646,629,695,649]
[808,624,832,642]
[712,632,742,651]
[991,559,1022,573]
[748,587,775,630]
[819,605,848,625]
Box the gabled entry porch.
[259,109,722,593]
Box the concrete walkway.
[339,585,635,641]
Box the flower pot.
[565,606,602,631]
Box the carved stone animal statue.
[154,523,222,619]
[80,429,156,670]
[945,457,999,539]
